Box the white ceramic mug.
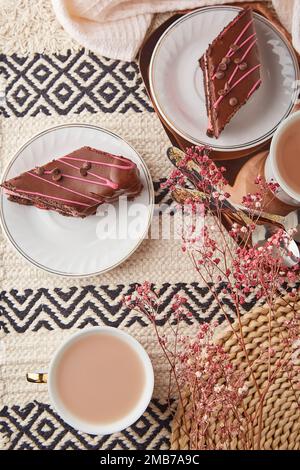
[27,327,154,435]
[265,111,300,206]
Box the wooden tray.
[139,2,300,218]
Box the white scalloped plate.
[0,124,154,277]
[149,6,300,151]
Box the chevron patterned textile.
[0,0,256,450]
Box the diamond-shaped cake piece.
[199,8,262,138]
[1,147,142,218]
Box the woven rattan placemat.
[171,295,300,450]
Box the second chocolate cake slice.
[199,8,262,138]
[1,146,143,218]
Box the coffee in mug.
[27,327,154,435]
[265,111,300,206]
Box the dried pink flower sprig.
[193,224,299,304]
[162,146,230,201]
[163,146,299,303]
[176,323,248,449]
[229,228,298,301]
[125,147,300,450]
[242,176,280,211]
[163,147,280,215]
[123,282,192,321]
[125,281,300,449]
[123,284,247,450]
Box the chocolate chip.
[33,166,44,176]
[52,168,60,176]
[229,97,239,107]
[52,171,62,182]
[221,57,231,65]
[234,57,242,64]
[230,44,239,52]
[82,161,91,170]
[218,63,227,71]
[218,81,230,96]
[80,167,88,177]
[239,62,248,71]
[216,71,225,80]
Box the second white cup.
[265,110,300,206]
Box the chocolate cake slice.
[1,146,143,218]
[199,8,262,138]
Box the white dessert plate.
[149,6,300,151]
[0,124,154,277]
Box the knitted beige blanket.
[52,0,300,60]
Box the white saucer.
[0,124,154,277]
[149,6,299,151]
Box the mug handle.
[26,373,48,383]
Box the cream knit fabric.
[52,0,300,61]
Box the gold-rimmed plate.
[0,124,154,277]
[149,6,299,152]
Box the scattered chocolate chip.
[230,44,239,52]
[82,161,91,170]
[52,171,62,182]
[218,63,227,71]
[234,57,242,64]
[239,62,248,71]
[229,97,239,107]
[216,71,225,80]
[52,168,60,176]
[80,167,88,177]
[221,57,231,65]
[33,166,44,176]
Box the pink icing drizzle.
[227,39,257,85]
[213,64,261,109]
[28,171,101,203]
[9,147,139,211]
[227,19,254,57]
[212,21,256,80]
[247,79,262,98]
[60,154,135,170]
[4,188,90,207]
[7,149,137,211]
[46,161,119,190]
[229,32,256,56]
[217,9,248,42]
[44,171,118,189]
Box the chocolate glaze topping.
[199,8,262,139]
[1,146,143,218]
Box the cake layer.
[200,8,262,138]
[1,146,143,218]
